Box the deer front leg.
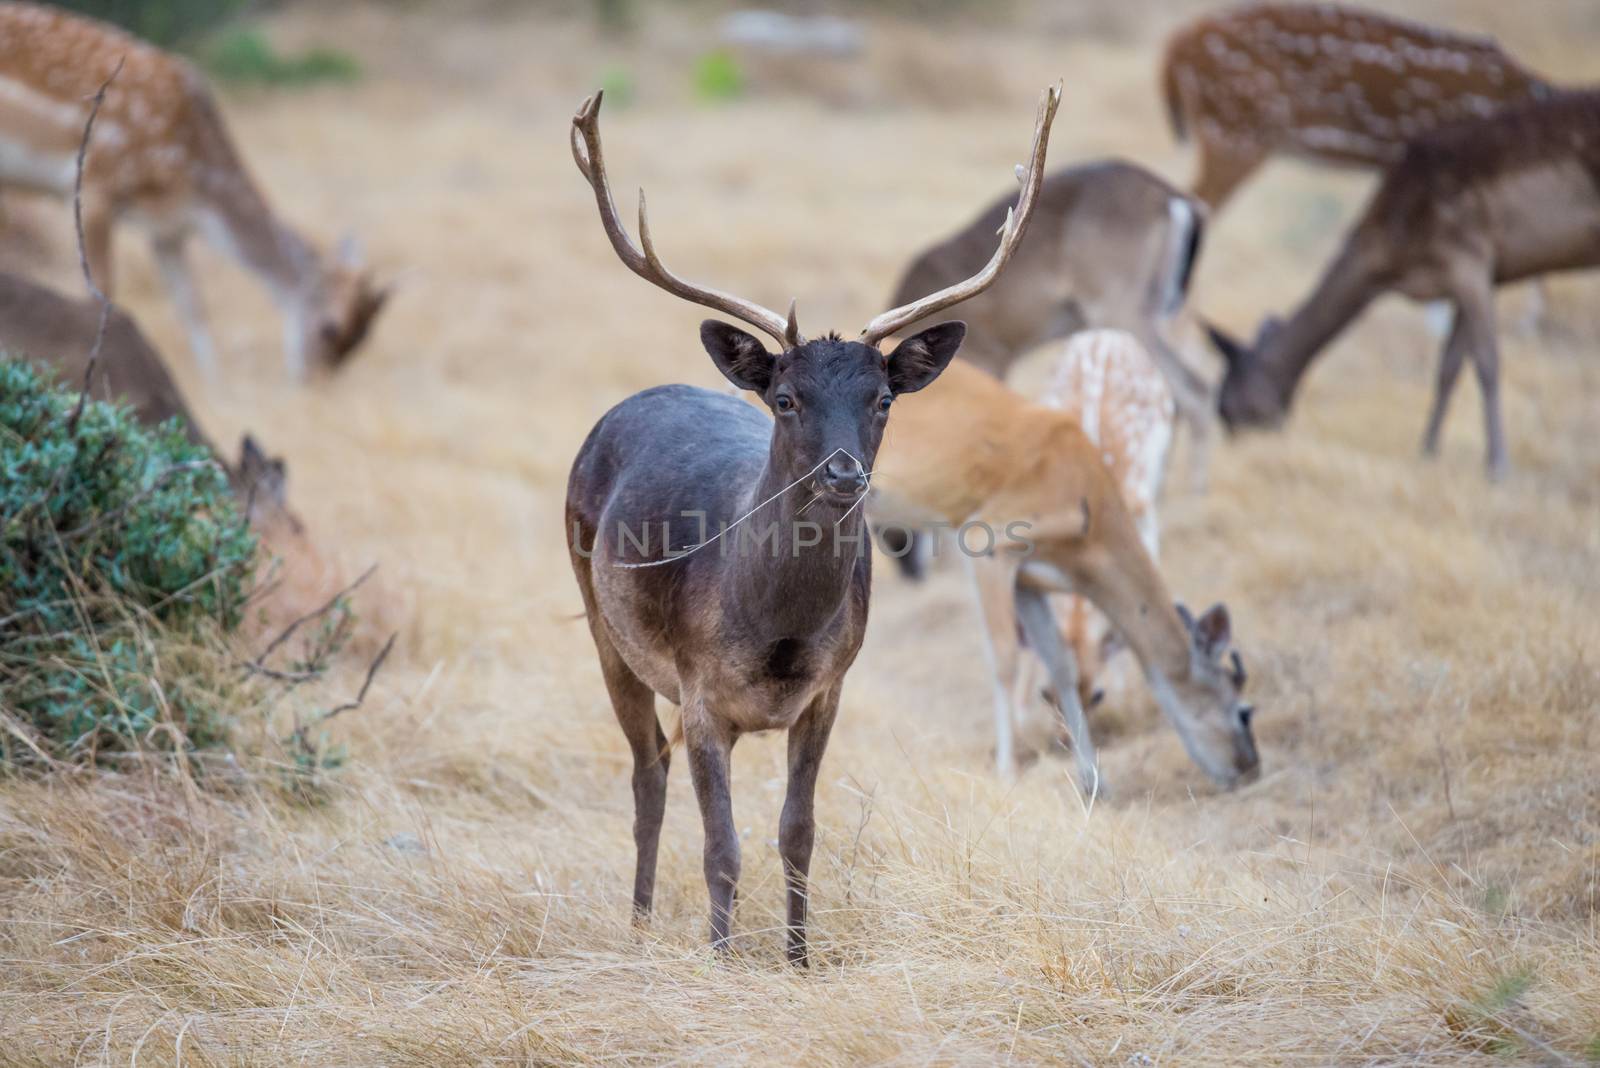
[780,685,841,966]
[1421,308,1469,458]
[80,196,115,298]
[683,702,740,950]
[961,550,1023,779]
[153,235,221,384]
[1015,583,1100,798]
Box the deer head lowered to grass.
[1207,90,1600,480]
[0,2,388,382]
[564,84,1060,964]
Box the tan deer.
[1208,89,1600,480]
[0,2,388,382]
[1161,2,1552,211]
[869,356,1256,791]
[885,160,1214,482]
[1009,329,1176,734]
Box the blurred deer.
[1014,329,1176,732]
[886,160,1213,474]
[0,3,388,382]
[1161,2,1552,210]
[566,87,1057,962]
[1208,90,1600,480]
[869,351,1255,791]
[0,270,401,646]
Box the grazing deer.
[565,86,1059,962]
[886,160,1213,468]
[1017,329,1175,728]
[868,352,1254,790]
[0,2,388,382]
[1161,2,1552,211]
[1207,90,1600,480]
[2,269,291,521]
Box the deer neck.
[720,458,867,639]
[197,169,323,309]
[1257,241,1382,406]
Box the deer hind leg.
[682,697,740,950]
[779,685,841,966]
[1456,282,1507,480]
[153,234,221,384]
[961,550,1023,780]
[1421,309,1470,458]
[587,619,670,921]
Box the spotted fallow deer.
[868,353,1256,791]
[565,86,1060,962]
[0,2,388,382]
[1018,329,1176,728]
[1208,90,1600,480]
[884,160,1213,484]
[1161,2,1552,211]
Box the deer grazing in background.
[1208,90,1600,480]
[885,160,1213,485]
[0,270,273,492]
[1015,329,1176,729]
[3,269,405,649]
[1161,2,1552,211]
[868,348,1255,790]
[0,2,388,382]
[565,86,1059,962]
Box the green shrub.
[0,358,256,762]
[201,28,362,88]
[693,50,743,102]
[53,0,251,49]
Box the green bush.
[53,0,252,49]
[693,50,744,102]
[0,358,257,763]
[201,28,362,88]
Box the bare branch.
[66,56,125,436]
[249,563,378,670]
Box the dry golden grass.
[3,1,1599,1063]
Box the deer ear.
[1202,320,1248,369]
[1192,602,1233,660]
[885,321,965,395]
[701,320,774,393]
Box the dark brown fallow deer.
[565,85,1060,963]
[1208,90,1600,479]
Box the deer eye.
[774,393,796,414]
[1238,705,1255,729]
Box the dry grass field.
[3,1,1599,1063]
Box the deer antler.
[571,90,802,351]
[859,83,1062,348]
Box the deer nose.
[821,456,867,496]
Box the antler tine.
[859,82,1063,348]
[571,89,800,350]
